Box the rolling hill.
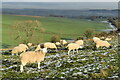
[2,14,108,48]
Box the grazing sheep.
[100,37,105,40]
[55,42,61,46]
[60,40,67,46]
[94,40,111,48]
[44,42,57,51]
[105,38,112,41]
[11,46,27,55]
[11,44,28,55]
[20,48,47,72]
[75,40,84,46]
[27,43,32,47]
[93,37,101,42]
[19,44,28,49]
[66,43,82,55]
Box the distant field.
[2,14,108,48]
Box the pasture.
[1,14,119,79]
[1,37,119,79]
[2,14,109,48]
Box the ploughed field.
[1,37,119,79]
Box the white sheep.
[27,43,33,47]
[75,40,84,46]
[100,37,105,40]
[11,46,27,55]
[66,43,82,55]
[60,40,67,46]
[55,42,61,46]
[93,37,101,42]
[19,44,28,49]
[44,42,57,51]
[11,44,28,55]
[94,40,111,48]
[20,48,47,72]
[105,38,112,41]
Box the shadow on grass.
[2,51,11,55]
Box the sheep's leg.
[56,48,58,52]
[76,49,79,53]
[16,53,18,56]
[68,50,70,55]
[20,64,24,72]
[73,50,74,54]
[38,62,40,69]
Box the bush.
[94,33,100,37]
[98,32,108,37]
[83,29,95,39]
[50,35,60,43]
[11,20,44,44]
[108,31,117,36]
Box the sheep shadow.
[2,50,12,55]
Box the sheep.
[94,40,111,48]
[75,40,84,46]
[27,43,33,47]
[20,48,47,72]
[11,44,28,55]
[105,38,112,41]
[66,43,82,55]
[11,46,27,55]
[100,37,105,40]
[44,42,57,51]
[55,42,61,46]
[60,40,67,46]
[19,44,28,49]
[93,37,101,42]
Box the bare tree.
[11,20,45,44]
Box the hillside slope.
[2,14,108,47]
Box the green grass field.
[2,14,108,48]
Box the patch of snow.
[0,65,17,71]
[81,58,88,61]
[61,72,65,74]
[103,52,109,55]
[108,76,118,78]
[110,59,116,61]
[73,72,82,76]
[55,61,62,67]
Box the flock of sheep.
[11,36,113,72]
